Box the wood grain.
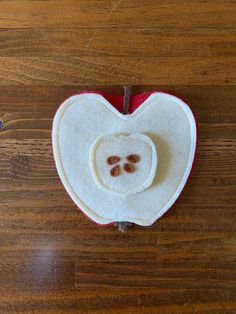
[0,56,234,85]
[0,0,235,29]
[0,28,235,57]
[0,0,235,313]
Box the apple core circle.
[89,133,158,197]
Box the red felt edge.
[53,90,199,228]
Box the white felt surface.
[52,92,197,226]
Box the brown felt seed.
[110,165,120,177]
[124,163,135,173]
[126,154,140,163]
[106,155,121,165]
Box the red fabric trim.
[74,90,154,113]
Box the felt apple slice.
[52,91,197,226]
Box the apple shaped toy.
[52,87,197,229]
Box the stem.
[123,85,132,114]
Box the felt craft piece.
[52,91,197,226]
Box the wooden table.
[0,1,235,313]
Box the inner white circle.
[90,133,158,197]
